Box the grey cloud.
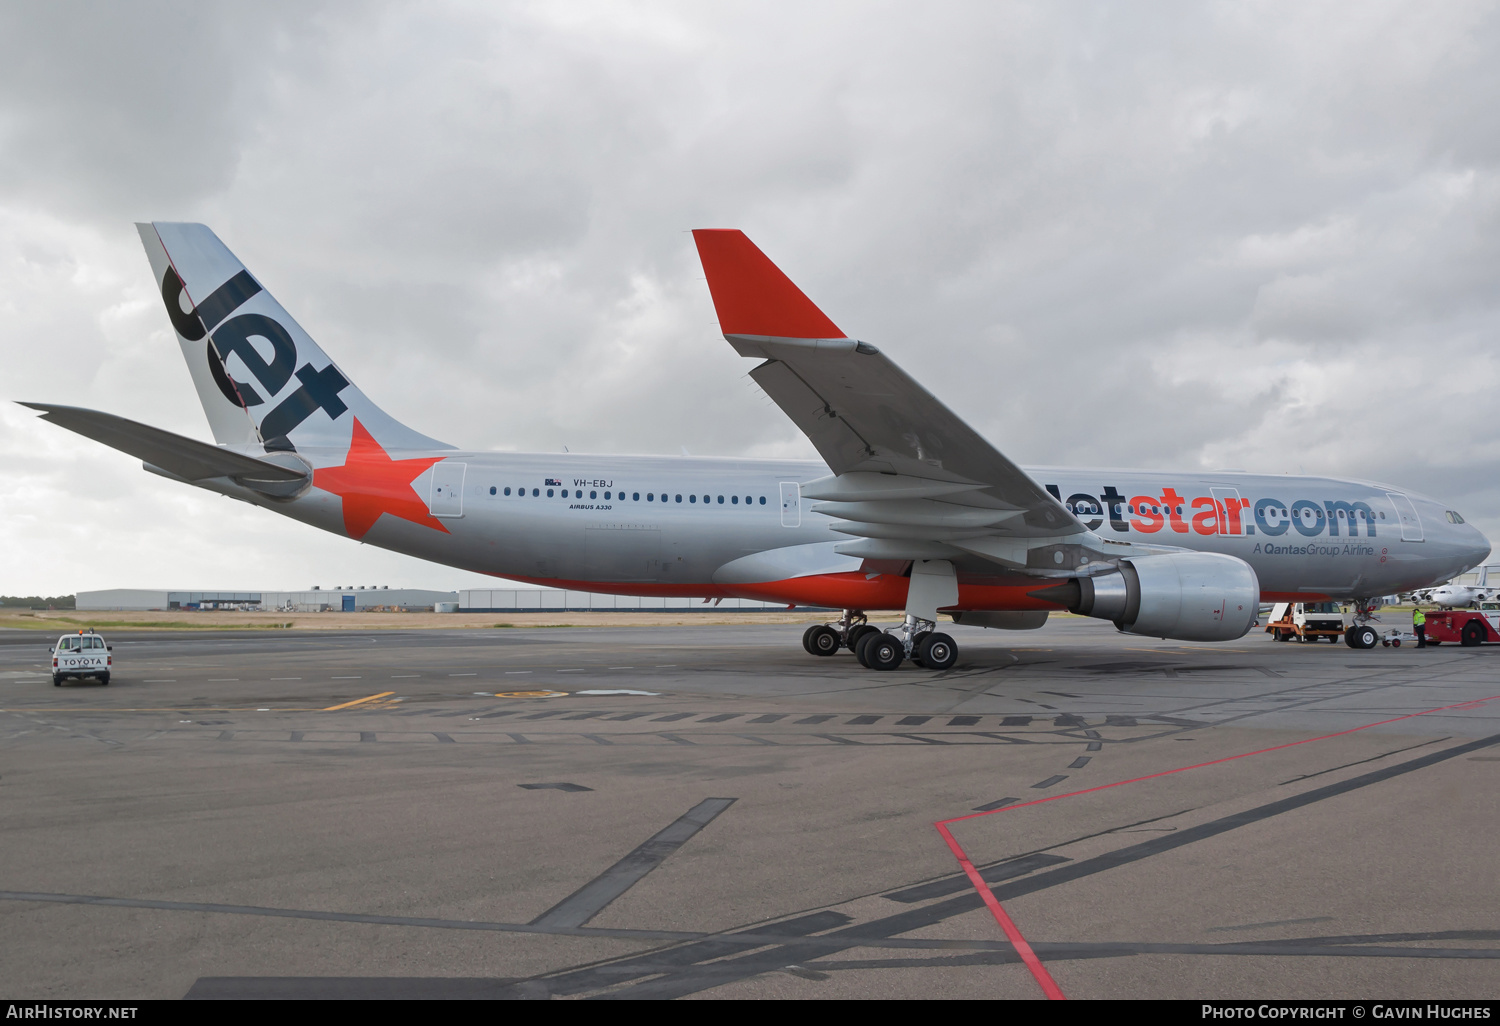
[4,1,1499,593]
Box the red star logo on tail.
[313,418,450,540]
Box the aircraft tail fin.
[136,223,449,453]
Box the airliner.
[21,224,1490,668]
[1425,566,1497,608]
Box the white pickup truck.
[51,630,112,686]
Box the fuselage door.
[780,481,801,528]
[430,461,466,518]
[1385,492,1424,542]
[1209,487,1244,536]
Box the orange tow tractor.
[1421,602,1500,647]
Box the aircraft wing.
[19,403,309,487]
[692,230,1095,572]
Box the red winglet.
[692,229,845,339]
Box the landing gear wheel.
[806,625,841,656]
[1350,626,1378,650]
[917,632,958,670]
[1461,621,1485,647]
[847,624,878,655]
[865,633,904,671]
[801,625,819,654]
[855,630,878,668]
[908,631,931,667]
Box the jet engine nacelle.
[1042,552,1260,642]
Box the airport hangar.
[74,587,811,613]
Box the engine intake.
[1033,552,1260,642]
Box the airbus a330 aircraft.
[23,224,1491,668]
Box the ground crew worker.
[1413,606,1427,648]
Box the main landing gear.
[800,609,960,672]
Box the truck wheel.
[1461,622,1485,647]
[100,673,110,686]
[52,675,62,687]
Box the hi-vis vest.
[1413,609,1426,626]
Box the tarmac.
[1,616,1496,1000]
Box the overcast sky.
[2,1,1497,595]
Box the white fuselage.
[218,450,1489,608]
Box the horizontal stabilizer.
[19,403,309,490]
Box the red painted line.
[934,821,1066,1000]
[933,692,1500,1000]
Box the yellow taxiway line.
[322,691,395,711]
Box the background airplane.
[1423,565,1498,608]
[20,223,1491,667]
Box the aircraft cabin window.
[532,488,539,497]
[675,494,682,503]
[633,492,640,501]
[489,486,496,495]
[760,496,767,504]
[547,489,554,497]
[732,495,739,504]
[690,494,697,503]
[717,495,724,504]
[505,487,512,496]
[647,493,654,501]
[590,491,597,499]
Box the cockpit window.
[1446,511,1466,524]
